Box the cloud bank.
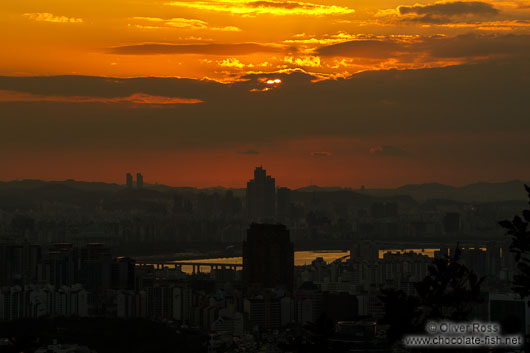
[24,13,83,23]
[167,0,355,16]
[109,43,283,55]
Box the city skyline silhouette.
[1,0,529,351]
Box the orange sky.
[2,0,530,80]
[1,0,530,188]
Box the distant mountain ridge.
[0,179,528,203]
[0,179,247,199]
[294,185,345,192]
[357,180,530,202]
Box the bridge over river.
[136,261,243,274]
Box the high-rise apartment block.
[125,172,144,189]
[126,173,133,188]
[243,223,294,292]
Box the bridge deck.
[136,261,242,267]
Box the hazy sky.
[1,0,529,188]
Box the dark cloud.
[1,49,529,154]
[236,149,260,154]
[0,90,202,105]
[316,33,530,59]
[369,145,408,156]
[310,152,332,157]
[316,39,405,58]
[399,1,498,16]
[397,1,499,23]
[423,33,530,58]
[0,75,227,100]
[108,43,283,55]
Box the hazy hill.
[0,179,121,192]
[295,185,345,192]
[0,179,528,204]
[357,180,530,202]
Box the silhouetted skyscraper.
[126,173,133,188]
[243,223,294,291]
[0,243,41,286]
[136,173,143,189]
[38,243,80,287]
[246,167,275,221]
[79,243,113,292]
[350,239,379,263]
[112,256,135,289]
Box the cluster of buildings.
[0,241,527,353]
[0,283,88,321]
[1,224,527,340]
[0,168,519,251]
[0,167,527,351]
[125,172,143,189]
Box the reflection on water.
[166,251,349,274]
[379,248,440,258]
[150,248,486,274]
[379,248,487,259]
[294,250,349,265]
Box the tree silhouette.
[499,184,530,352]
[380,246,484,344]
[499,184,530,299]
[277,313,339,353]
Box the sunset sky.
[1,0,530,188]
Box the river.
[164,248,444,274]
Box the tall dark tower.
[246,166,275,221]
[136,173,143,189]
[243,223,294,292]
[126,173,133,189]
